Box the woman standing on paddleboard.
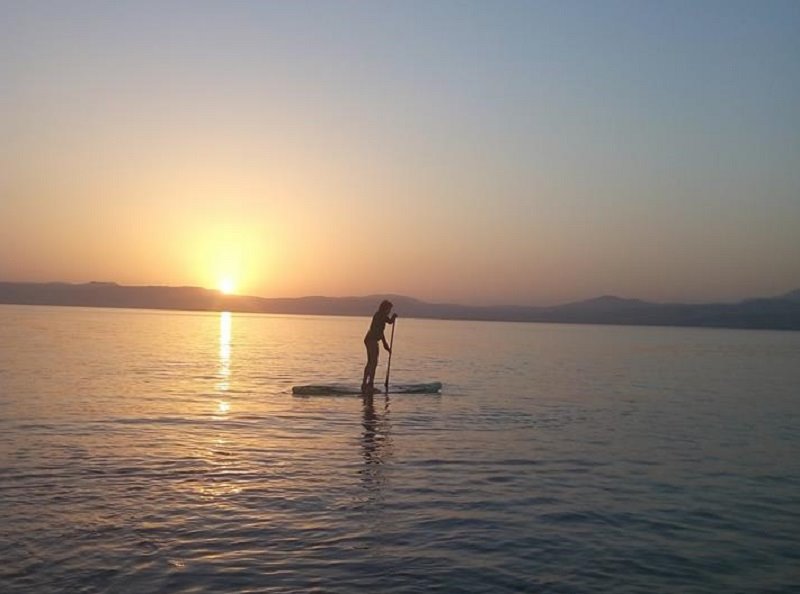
[362,300,397,393]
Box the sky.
[1,1,798,305]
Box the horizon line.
[1,279,797,309]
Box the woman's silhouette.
[361,300,397,393]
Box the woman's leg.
[362,340,379,391]
[362,340,370,388]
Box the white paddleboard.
[292,382,442,396]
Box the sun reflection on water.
[195,316,243,501]
[217,311,232,405]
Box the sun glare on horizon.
[219,278,236,295]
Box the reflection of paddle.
[384,317,396,390]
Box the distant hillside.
[1,281,800,330]
[780,289,800,302]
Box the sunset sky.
[2,1,798,305]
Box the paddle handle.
[384,318,396,389]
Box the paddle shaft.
[384,318,396,389]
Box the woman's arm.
[382,314,396,350]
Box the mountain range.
[1,281,799,330]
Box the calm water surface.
[1,305,799,593]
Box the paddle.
[384,317,396,390]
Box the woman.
[362,300,397,393]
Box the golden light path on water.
[198,310,241,499]
[217,311,232,414]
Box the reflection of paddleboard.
[292,382,442,396]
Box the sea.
[1,304,798,593]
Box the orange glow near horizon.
[219,277,235,295]
[180,221,282,299]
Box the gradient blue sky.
[2,1,798,304]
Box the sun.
[219,278,236,295]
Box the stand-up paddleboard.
[292,382,442,396]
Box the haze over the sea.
[2,1,798,305]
